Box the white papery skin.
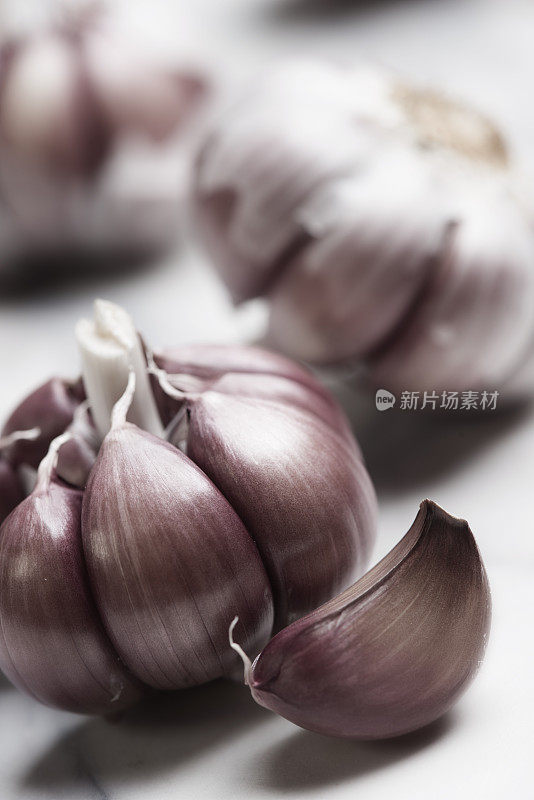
[0,6,205,268]
[194,60,534,397]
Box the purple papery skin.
[0,457,24,524]
[55,434,96,489]
[153,343,318,387]
[2,378,82,468]
[250,501,491,739]
[82,424,274,690]
[0,481,141,714]
[187,392,377,629]
[152,343,356,449]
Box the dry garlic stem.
[76,299,164,440]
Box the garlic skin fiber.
[152,343,357,450]
[239,501,490,739]
[193,61,534,397]
[0,300,377,712]
[0,5,206,274]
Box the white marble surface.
[0,0,533,797]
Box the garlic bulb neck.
[76,299,164,441]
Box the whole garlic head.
[0,300,376,714]
[193,60,534,398]
[0,4,206,272]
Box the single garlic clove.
[208,371,358,452]
[82,422,274,690]
[0,458,24,525]
[0,436,142,714]
[1,377,82,469]
[151,342,312,430]
[186,391,377,629]
[245,500,490,739]
[152,343,357,451]
[264,152,448,365]
[367,184,534,394]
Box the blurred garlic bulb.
[0,3,206,274]
[193,60,534,398]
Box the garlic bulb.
[0,299,376,713]
[0,4,205,273]
[232,500,491,739]
[193,60,534,397]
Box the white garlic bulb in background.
[0,2,206,278]
[192,60,534,399]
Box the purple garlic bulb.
[0,300,377,713]
[192,60,534,399]
[0,4,206,273]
